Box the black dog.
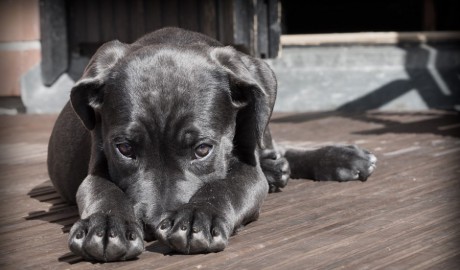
[47,28,377,262]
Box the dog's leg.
[284,145,377,182]
[48,103,144,261]
[47,103,91,204]
[68,175,144,261]
[155,159,268,254]
[259,128,291,192]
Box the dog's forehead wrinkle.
[111,48,234,125]
[129,88,230,141]
[124,47,212,83]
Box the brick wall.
[0,0,41,97]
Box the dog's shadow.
[25,180,85,264]
[26,181,78,233]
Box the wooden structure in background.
[39,0,281,86]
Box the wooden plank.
[257,0,269,58]
[161,0,179,27]
[198,0,217,39]
[68,0,86,53]
[232,0,256,55]
[216,0,234,45]
[113,0,130,42]
[85,0,100,43]
[178,0,199,32]
[99,0,115,42]
[144,0,162,34]
[1,112,460,269]
[267,0,281,58]
[130,0,145,41]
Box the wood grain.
[0,111,459,269]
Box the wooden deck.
[1,111,459,269]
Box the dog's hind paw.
[260,149,291,192]
[68,213,144,262]
[156,204,230,254]
[313,145,377,182]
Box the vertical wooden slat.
[66,0,281,59]
[99,0,114,42]
[233,0,249,47]
[233,0,256,55]
[257,0,269,58]
[69,0,86,53]
[130,0,145,41]
[179,0,199,32]
[113,0,129,42]
[199,0,217,39]
[217,0,234,45]
[144,0,162,34]
[162,0,179,27]
[85,0,100,43]
[267,0,281,58]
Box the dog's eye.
[116,143,135,158]
[194,144,213,159]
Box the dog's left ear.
[211,46,277,161]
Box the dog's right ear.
[70,40,129,130]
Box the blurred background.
[0,0,459,114]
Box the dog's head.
[70,39,276,225]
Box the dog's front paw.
[260,149,291,192]
[314,145,377,182]
[68,213,144,262]
[156,204,230,254]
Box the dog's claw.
[156,204,229,254]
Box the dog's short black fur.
[47,28,377,262]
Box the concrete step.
[266,43,460,111]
